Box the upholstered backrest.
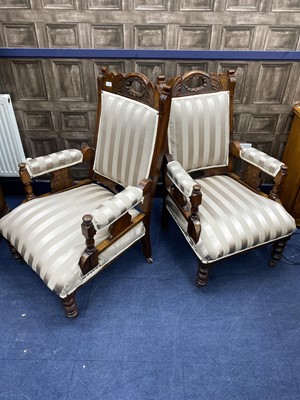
[168,91,230,172]
[93,90,159,187]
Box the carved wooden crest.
[170,71,226,97]
[97,69,157,108]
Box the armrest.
[239,146,284,178]
[91,186,143,230]
[25,149,83,178]
[167,160,197,197]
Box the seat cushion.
[0,184,145,297]
[166,175,296,263]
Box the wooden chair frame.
[8,68,172,317]
[161,70,292,286]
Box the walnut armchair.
[0,68,171,317]
[161,70,296,286]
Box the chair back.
[167,70,235,172]
[93,69,166,188]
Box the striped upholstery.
[26,149,83,177]
[94,91,159,187]
[167,160,197,197]
[240,147,284,177]
[92,186,143,230]
[168,91,230,172]
[0,184,145,297]
[166,175,296,263]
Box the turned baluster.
[269,165,287,202]
[79,214,98,274]
[19,163,35,201]
[188,184,202,243]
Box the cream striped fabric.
[0,184,145,297]
[94,91,159,187]
[92,186,143,230]
[167,160,197,197]
[168,91,230,172]
[240,147,284,177]
[166,175,296,263]
[26,149,83,177]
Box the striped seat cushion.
[168,91,230,172]
[166,175,296,263]
[0,184,145,298]
[94,91,159,187]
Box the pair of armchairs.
[0,68,296,318]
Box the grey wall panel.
[254,64,292,104]
[24,111,54,131]
[11,60,48,100]
[2,23,38,47]
[221,26,256,50]
[41,0,78,9]
[46,24,80,48]
[134,25,166,49]
[91,25,124,48]
[271,0,300,12]
[177,26,212,50]
[0,0,31,8]
[52,61,86,100]
[264,27,300,50]
[178,0,215,11]
[0,0,299,179]
[87,0,122,10]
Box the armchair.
[162,70,296,286]
[0,68,171,317]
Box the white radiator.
[0,94,26,176]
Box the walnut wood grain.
[50,168,75,193]
[280,104,300,225]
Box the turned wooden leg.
[61,292,79,318]
[196,261,209,287]
[141,232,153,263]
[161,197,169,230]
[270,236,291,267]
[141,215,153,263]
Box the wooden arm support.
[79,214,98,275]
[79,189,145,274]
[229,141,287,201]
[50,168,76,193]
[51,146,95,193]
[81,146,95,162]
[169,181,202,243]
[229,141,264,194]
[268,165,287,203]
[19,163,35,201]
[138,178,152,196]
[187,184,202,243]
[163,153,202,242]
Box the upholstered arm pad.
[25,149,83,178]
[167,160,198,197]
[240,147,284,177]
[91,186,143,230]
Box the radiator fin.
[0,94,26,177]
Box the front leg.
[61,292,78,318]
[196,261,210,286]
[270,235,291,266]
